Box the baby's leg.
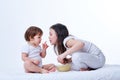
[24,60,48,73]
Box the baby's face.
[32,34,42,46]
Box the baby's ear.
[29,36,34,41]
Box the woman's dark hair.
[50,23,69,55]
[24,26,43,41]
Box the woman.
[49,23,105,71]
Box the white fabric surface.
[0,64,120,80]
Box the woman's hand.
[57,54,66,64]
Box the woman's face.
[49,28,57,45]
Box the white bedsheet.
[0,64,120,80]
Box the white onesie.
[21,44,42,67]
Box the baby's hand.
[31,59,40,65]
[42,41,49,49]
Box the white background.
[0,0,120,72]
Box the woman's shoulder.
[66,35,75,39]
[63,35,76,47]
[64,35,77,41]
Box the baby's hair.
[24,26,43,41]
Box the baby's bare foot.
[49,67,56,72]
[41,69,49,73]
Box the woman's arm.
[64,38,84,56]
[57,38,84,64]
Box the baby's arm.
[21,53,31,61]
[22,53,40,65]
[40,41,48,58]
